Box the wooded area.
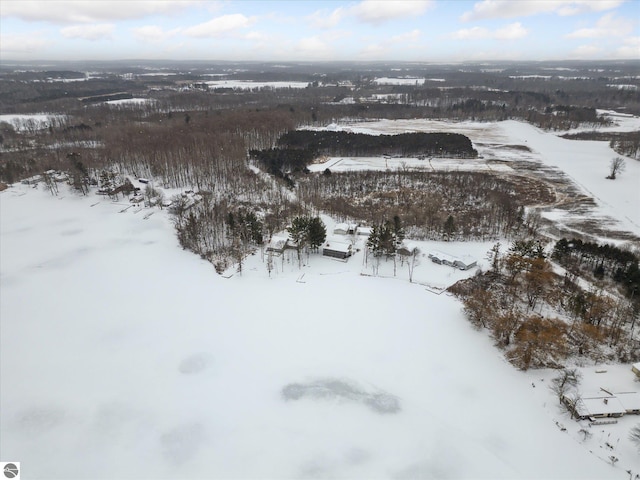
[1,61,638,364]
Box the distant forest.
[1,60,638,368]
[250,131,477,178]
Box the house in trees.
[21,174,42,185]
[266,235,289,255]
[356,226,372,236]
[322,240,353,259]
[428,251,457,266]
[454,256,477,270]
[333,223,357,235]
[397,241,420,257]
[428,251,477,270]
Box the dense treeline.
[276,131,478,158]
[249,131,477,181]
[248,147,316,179]
[552,238,640,299]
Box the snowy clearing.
[308,156,513,173]
[0,114,65,131]
[104,98,155,106]
[204,80,309,90]
[0,184,635,479]
[311,117,640,241]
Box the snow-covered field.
[104,98,155,106]
[308,156,513,173]
[2,112,640,478]
[204,80,309,90]
[310,115,640,242]
[0,114,65,131]
[373,77,446,85]
[1,184,637,479]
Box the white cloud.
[0,32,48,54]
[0,0,200,24]
[358,42,391,58]
[350,0,433,24]
[244,31,269,42]
[131,25,181,43]
[183,14,256,38]
[615,36,640,57]
[566,13,634,38]
[391,29,421,43]
[306,1,433,29]
[451,22,528,40]
[295,36,333,59]
[61,23,114,40]
[494,22,528,39]
[452,26,490,40]
[307,7,345,29]
[461,0,625,21]
[569,44,605,58]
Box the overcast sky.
[1,0,638,62]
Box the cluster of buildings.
[267,221,479,267]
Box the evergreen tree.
[367,224,381,257]
[379,221,396,257]
[393,215,405,245]
[307,217,327,251]
[288,216,309,266]
[443,215,455,240]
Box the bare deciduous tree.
[550,368,582,404]
[606,156,626,180]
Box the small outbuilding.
[632,363,640,378]
[322,241,352,259]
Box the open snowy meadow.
[2,114,639,478]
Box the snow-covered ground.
[104,98,155,106]
[204,80,309,90]
[527,364,640,472]
[1,184,637,479]
[308,156,513,173]
[2,112,639,477]
[310,115,640,241]
[0,114,65,131]
[372,77,446,85]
